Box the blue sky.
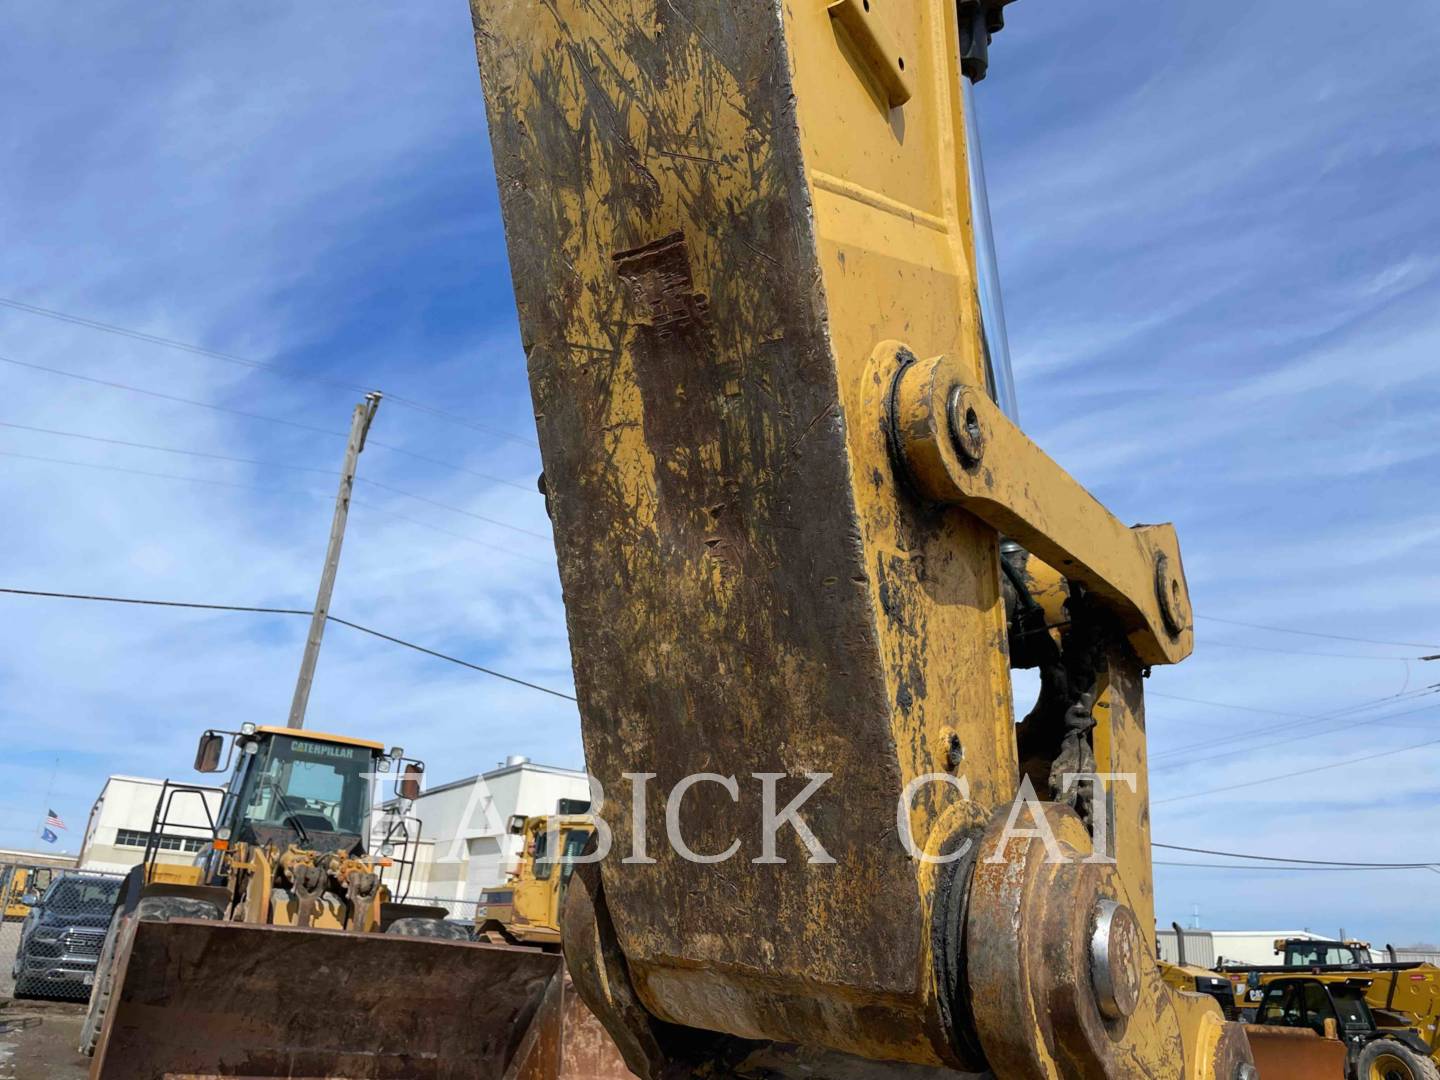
[1,3,1437,943]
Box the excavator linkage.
[464,0,1343,1076]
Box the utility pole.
[287,391,382,729]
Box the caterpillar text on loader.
[467,0,1342,1075]
[79,723,627,1079]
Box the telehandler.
[1223,939,1440,1059]
[465,0,1354,1075]
[79,723,625,1078]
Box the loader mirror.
[194,732,226,773]
[398,763,423,802]
[507,814,527,835]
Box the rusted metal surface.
[90,918,625,1079]
[469,0,1235,1076]
[472,0,1007,1065]
[1243,1025,1348,1078]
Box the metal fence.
[1,862,126,1001]
[1391,948,1440,965]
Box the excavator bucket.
[90,919,633,1079]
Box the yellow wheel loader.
[476,814,597,949]
[465,0,1361,1076]
[79,724,628,1079]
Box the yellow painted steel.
[255,725,385,751]
[477,815,596,947]
[468,0,1243,1075]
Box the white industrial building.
[1157,927,1331,967]
[76,776,225,873]
[399,756,591,906]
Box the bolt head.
[1090,899,1142,1022]
[945,386,986,465]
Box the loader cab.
[1255,977,1376,1041]
[196,725,412,860]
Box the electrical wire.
[1152,862,1422,872]
[1200,638,1423,662]
[1149,684,1440,760]
[1151,843,1437,868]
[0,587,576,701]
[0,294,537,446]
[0,419,549,541]
[1197,613,1440,652]
[0,449,552,566]
[1151,696,1440,772]
[1152,735,1440,805]
[0,353,540,494]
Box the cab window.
[559,829,590,886]
[1329,986,1373,1035]
[1257,985,1299,1025]
[238,735,374,835]
[532,829,553,881]
[1299,981,1334,1035]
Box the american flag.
[45,808,66,830]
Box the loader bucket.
[91,918,633,1079]
[1242,1025,1348,1079]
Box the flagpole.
[38,755,58,849]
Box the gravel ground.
[0,999,89,1080]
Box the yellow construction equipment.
[465,0,1345,1075]
[476,814,596,948]
[1222,939,1440,1062]
[1,865,59,921]
[79,724,628,1079]
[1248,977,1438,1080]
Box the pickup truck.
[10,873,121,999]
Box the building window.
[115,828,207,853]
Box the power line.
[0,449,551,566]
[1153,735,1440,805]
[1152,862,1424,872]
[0,294,537,447]
[0,587,576,701]
[1,353,540,494]
[1197,613,1440,652]
[0,419,549,541]
[1200,638,1422,662]
[1149,685,1440,760]
[361,478,549,540]
[1151,843,1437,868]
[0,354,342,437]
[1151,695,1440,771]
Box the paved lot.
[0,999,88,1080]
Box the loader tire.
[79,908,126,1057]
[385,917,472,940]
[80,896,222,1056]
[1355,1039,1440,1080]
[135,895,223,921]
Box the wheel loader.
[79,723,629,1079]
[464,0,1367,1075]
